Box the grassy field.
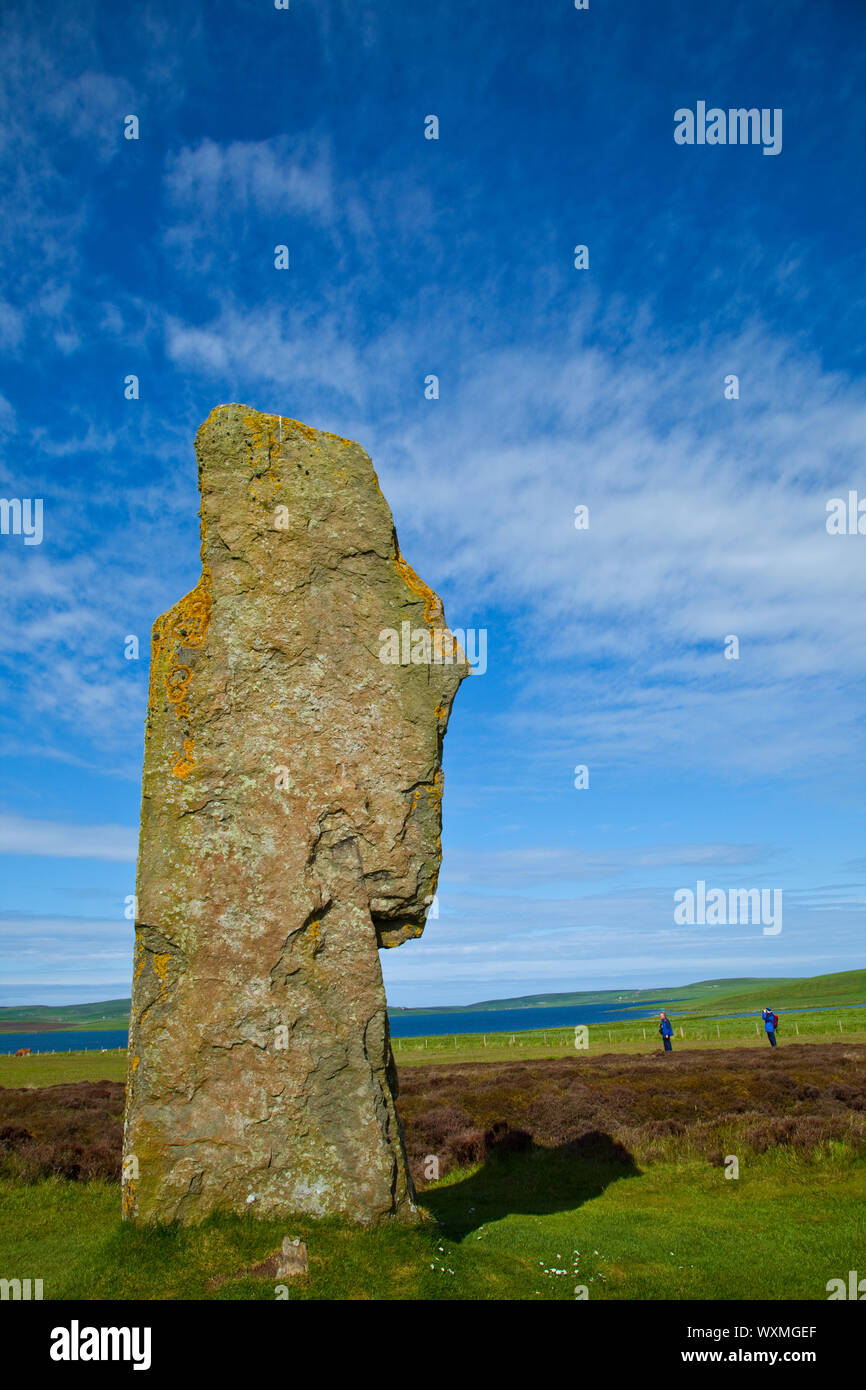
[1,1041,864,1300]
[663,968,866,1018]
[394,1007,866,1064]
[2,1148,861,1300]
[0,1051,127,1087]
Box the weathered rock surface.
[123,404,468,1224]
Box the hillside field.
[1,1039,863,1301]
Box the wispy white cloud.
[0,816,137,861]
[445,843,773,886]
[382,881,866,1005]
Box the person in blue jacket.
[761,1007,777,1047]
[659,1011,674,1052]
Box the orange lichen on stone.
[133,940,146,981]
[286,419,319,444]
[170,584,211,648]
[240,410,285,501]
[166,666,192,702]
[394,542,443,625]
[152,952,172,1002]
[172,738,196,779]
[241,410,270,454]
[153,953,171,984]
[441,627,466,663]
[147,568,212,781]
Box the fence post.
[716,1024,720,1038]
[839,1020,843,1032]
[642,1028,646,1039]
[483,1035,487,1046]
[795,1022,799,1035]
[679,1026,684,1038]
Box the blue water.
[388,999,695,1037]
[0,1029,128,1055]
[1,1000,862,1053]
[0,1004,683,1052]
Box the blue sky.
[1,0,865,1007]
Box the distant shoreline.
[1,968,863,1033]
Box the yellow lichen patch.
[148,568,213,780]
[169,582,211,648]
[241,410,270,453]
[152,953,172,1002]
[166,665,192,702]
[394,542,443,625]
[131,1054,140,1072]
[283,418,319,444]
[307,920,321,951]
[172,738,196,779]
[434,704,446,719]
[240,410,286,498]
[152,953,171,985]
[436,628,464,664]
[133,940,147,981]
[410,774,444,815]
[121,1179,136,1218]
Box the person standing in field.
[761,1007,778,1047]
[659,1011,674,1052]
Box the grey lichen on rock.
[122,404,469,1225]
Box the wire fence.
[0,1045,127,1057]
[392,1009,866,1056]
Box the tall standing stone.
[123,405,468,1224]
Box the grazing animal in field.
[14,1047,32,1057]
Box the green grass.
[670,969,866,1019]
[0,1050,127,1087]
[2,1039,863,1301]
[2,1146,862,1300]
[393,1007,866,1065]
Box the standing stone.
[123,404,468,1224]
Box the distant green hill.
[391,977,789,1014]
[0,999,131,1032]
[2,969,863,1031]
[672,969,866,1018]
[391,970,866,1016]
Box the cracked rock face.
[122,404,468,1224]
